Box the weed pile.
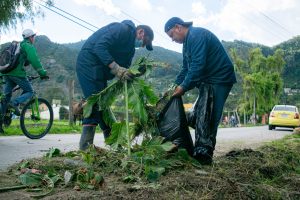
[0,135,299,199]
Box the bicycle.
[0,75,53,139]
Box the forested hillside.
[1,35,299,108]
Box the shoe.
[10,104,20,116]
[193,147,213,165]
[193,153,213,165]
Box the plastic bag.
[187,83,214,158]
[157,97,194,155]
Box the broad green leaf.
[160,141,174,152]
[19,172,43,187]
[145,166,165,182]
[106,122,126,147]
[102,107,117,127]
[83,95,98,118]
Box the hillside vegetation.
[1,36,299,108]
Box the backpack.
[0,41,21,74]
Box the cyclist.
[0,29,48,133]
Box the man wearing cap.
[76,20,154,150]
[164,17,236,164]
[0,29,48,133]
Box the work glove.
[110,64,134,81]
[38,69,47,77]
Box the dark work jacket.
[76,20,136,82]
[175,27,237,91]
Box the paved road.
[0,126,293,171]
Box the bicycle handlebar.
[27,75,41,81]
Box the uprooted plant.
[83,56,198,180]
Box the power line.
[37,0,121,25]
[34,0,96,32]
[239,12,287,41]
[244,1,294,38]
[36,0,171,48]
[38,0,99,30]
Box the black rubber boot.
[79,126,96,150]
[193,146,213,165]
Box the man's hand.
[172,86,185,97]
[110,63,134,81]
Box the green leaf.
[19,160,30,169]
[123,175,137,183]
[106,122,126,147]
[145,166,165,182]
[46,148,60,158]
[137,79,159,104]
[160,141,174,152]
[19,172,43,187]
[128,82,148,124]
[102,107,117,127]
[83,94,98,118]
[106,122,137,148]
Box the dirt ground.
[0,131,299,200]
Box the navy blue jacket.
[175,27,236,91]
[76,20,136,81]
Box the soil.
[1,133,299,200]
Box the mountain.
[1,35,299,107]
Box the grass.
[1,119,82,136]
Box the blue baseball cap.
[164,17,193,33]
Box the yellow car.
[269,105,300,130]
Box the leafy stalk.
[83,57,165,150]
[125,80,131,156]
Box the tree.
[0,0,53,33]
[230,48,285,124]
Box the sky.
[1,0,300,53]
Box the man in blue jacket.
[164,17,236,164]
[76,20,154,150]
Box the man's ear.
[137,29,144,38]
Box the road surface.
[0,126,293,171]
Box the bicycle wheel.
[20,98,53,139]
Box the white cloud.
[156,6,166,13]
[244,0,296,12]
[191,0,300,46]
[130,0,152,11]
[73,0,120,15]
[192,1,206,15]
[0,34,20,44]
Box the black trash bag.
[187,83,214,160]
[157,97,194,156]
[186,96,198,129]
